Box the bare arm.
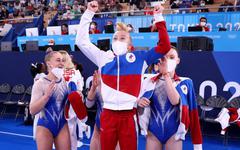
[30,81,55,115]
[164,73,180,105]
[30,95,50,115]
[86,70,100,108]
[85,86,98,108]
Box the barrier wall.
[17,31,240,52]
[54,12,240,32]
[0,51,239,101]
[117,12,240,32]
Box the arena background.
[0,0,240,149]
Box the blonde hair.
[44,47,59,62]
[58,50,75,69]
[116,22,129,32]
[115,22,132,44]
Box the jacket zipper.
[117,56,120,109]
[117,56,120,91]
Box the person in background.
[30,62,46,82]
[196,0,209,13]
[59,50,90,150]
[178,0,192,14]
[127,24,134,33]
[72,1,81,19]
[170,0,180,14]
[196,17,209,31]
[85,71,101,150]
[48,39,55,45]
[106,20,114,26]
[89,21,101,34]
[218,0,235,12]
[235,0,240,11]
[49,0,57,11]
[61,23,69,35]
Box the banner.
[17,31,240,52]
[55,12,240,32]
[117,12,240,32]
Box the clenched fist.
[87,1,98,13]
[153,4,164,14]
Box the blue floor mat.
[0,118,239,150]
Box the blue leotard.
[148,79,180,144]
[36,77,68,137]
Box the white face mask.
[127,27,133,32]
[51,68,64,79]
[90,24,96,29]
[200,22,206,26]
[200,2,205,6]
[167,59,177,72]
[112,41,128,56]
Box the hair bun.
[116,22,129,32]
[46,47,53,54]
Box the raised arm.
[145,5,171,65]
[86,70,100,108]
[75,1,105,65]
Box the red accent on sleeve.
[68,91,87,121]
[181,106,190,129]
[228,107,238,122]
[189,109,203,144]
[155,21,171,55]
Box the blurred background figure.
[89,21,101,34]
[61,23,69,35]
[127,24,134,33]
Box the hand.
[153,4,164,14]
[90,28,95,34]
[158,58,168,74]
[87,1,98,13]
[137,97,150,108]
[44,81,55,98]
[92,70,100,90]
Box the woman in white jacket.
[76,1,171,149]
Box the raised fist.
[87,1,98,13]
[153,4,164,14]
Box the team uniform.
[76,9,170,150]
[140,74,203,150]
[149,77,180,144]
[64,68,90,150]
[30,77,68,137]
[32,73,46,139]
